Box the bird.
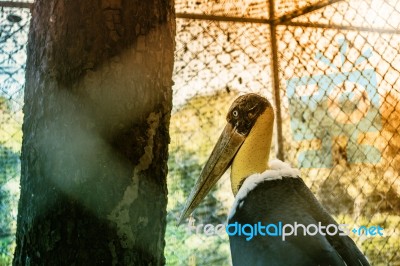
[179,93,370,266]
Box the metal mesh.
[292,0,400,30]
[168,0,400,265]
[277,25,400,264]
[0,0,399,265]
[167,19,275,265]
[175,0,270,18]
[0,3,30,264]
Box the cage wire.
[169,0,400,265]
[0,2,30,264]
[0,0,399,265]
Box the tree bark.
[14,0,175,265]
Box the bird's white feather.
[228,159,300,220]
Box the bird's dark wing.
[293,177,370,266]
[228,177,369,266]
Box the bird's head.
[179,93,274,224]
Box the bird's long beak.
[178,123,246,225]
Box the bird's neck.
[231,108,274,195]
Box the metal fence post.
[269,0,285,160]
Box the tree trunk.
[13,0,175,265]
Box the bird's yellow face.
[179,94,274,224]
[230,107,274,195]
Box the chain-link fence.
[167,0,400,265]
[0,0,399,265]
[0,2,30,264]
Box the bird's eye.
[232,110,239,117]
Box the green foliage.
[0,96,10,111]
[0,145,19,266]
[0,146,20,183]
[165,91,400,265]
[0,95,23,152]
[0,94,22,265]
[165,92,237,265]
[336,214,400,265]
[165,150,231,265]
[0,236,14,266]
